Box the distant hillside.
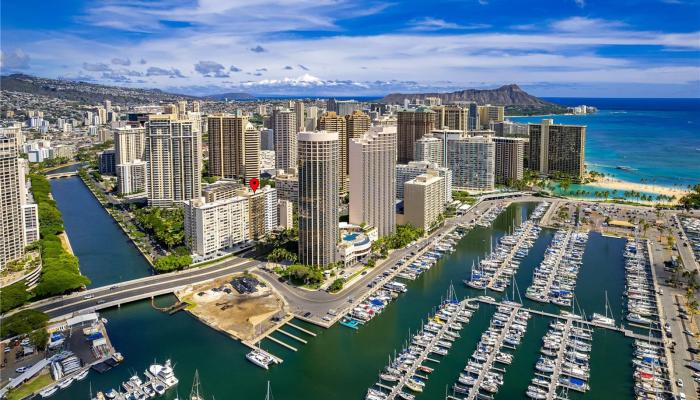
[202,92,255,101]
[0,74,195,105]
[381,84,567,115]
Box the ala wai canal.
[49,177,635,400]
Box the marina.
[36,194,674,400]
[366,286,472,400]
[524,229,589,308]
[451,303,530,400]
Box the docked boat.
[627,313,652,325]
[40,386,59,398]
[246,349,274,369]
[75,369,89,381]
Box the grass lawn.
[7,373,53,400]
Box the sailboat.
[190,370,204,400]
[590,291,615,327]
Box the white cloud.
[0,49,30,70]
[409,18,490,31]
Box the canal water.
[50,177,152,287]
[49,184,635,400]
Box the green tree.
[1,310,49,338]
[154,254,192,272]
[329,278,345,293]
[0,282,30,313]
[30,328,49,351]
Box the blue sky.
[1,0,699,97]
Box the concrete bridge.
[45,171,79,180]
[4,257,259,321]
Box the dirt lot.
[176,274,287,341]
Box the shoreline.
[584,176,690,200]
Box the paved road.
[650,234,699,400]
[258,198,501,322]
[11,257,259,319]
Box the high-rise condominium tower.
[414,136,444,167]
[433,105,468,131]
[114,127,146,164]
[318,111,348,194]
[527,119,586,179]
[478,105,505,129]
[208,114,260,183]
[294,101,305,132]
[445,134,495,191]
[273,109,297,171]
[397,107,436,164]
[145,116,202,207]
[494,137,524,185]
[0,136,25,268]
[348,126,397,237]
[297,131,339,266]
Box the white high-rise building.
[145,116,202,207]
[117,160,148,195]
[18,159,39,246]
[414,136,444,167]
[348,126,396,237]
[0,136,25,268]
[445,135,495,191]
[114,127,146,164]
[184,196,250,257]
[278,199,293,229]
[396,161,452,204]
[273,109,297,171]
[298,131,339,266]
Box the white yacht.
[246,349,274,370]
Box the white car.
[676,378,683,388]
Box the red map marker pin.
[249,178,260,193]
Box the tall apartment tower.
[297,131,339,266]
[467,102,478,131]
[433,105,468,131]
[208,114,260,183]
[0,136,25,269]
[318,112,348,194]
[145,116,202,207]
[478,105,505,129]
[446,135,495,191]
[494,137,525,185]
[397,107,436,164]
[294,101,305,132]
[346,110,371,142]
[528,119,586,179]
[414,136,444,166]
[114,127,146,164]
[273,109,297,171]
[348,126,397,237]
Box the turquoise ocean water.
[511,98,700,190]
